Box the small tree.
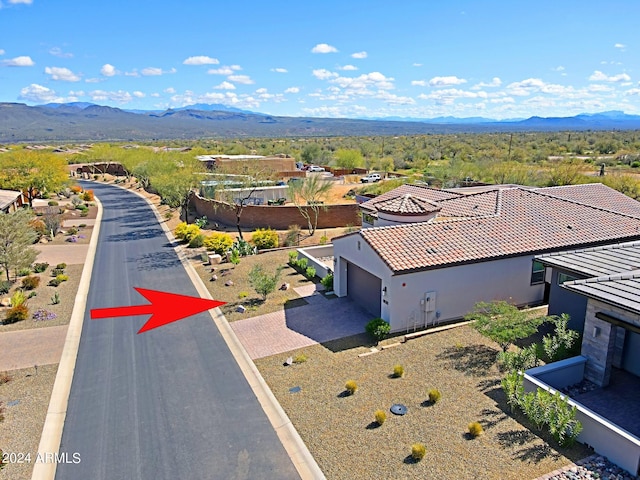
[542,314,579,362]
[464,301,546,352]
[42,206,62,240]
[0,209,39,281]
[288,176,333,235]
[248,265,283,300]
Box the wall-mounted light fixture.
[382,286,387,296]
[593,326,601,338]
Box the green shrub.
[468,422,483,438]
[288,251,298,264]
[194,216,208,228]
[51,268,65,277]
[297,258,308,270]
[67,227,78,235]
[21,276,40,290]
[252,228,279,250]
[305,266,316,279]
[164,211,173,220]
[497,345,540,372]
[293,354,307,364]
[188,234,205,248]
[365,318,390,342]
[17,267,32,277]
[374,409,386,425]
[55,263,67,271]
[248,265,283,300]
[0,281,11,295]
[28,291,37,299]
[203,232,234,254]
[284,224,301,246]
[411,443,426,461]
[392,365,404,378]
[344,380,358,395]
[232,238,256,256]
[428,388,442,404]
[48,200,59,206]
[175,222,201,243]
[5,304,29,324]
[319,234,328,245]
[229,249,241,266]
[542,314,579,362]
[51,292,60,305]
[33,262,49,273]
[10,290,26,307]
[320,273,333,291]
[238,291,249,299]
[56,274,69,282]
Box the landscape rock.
[208,254,222,265]
[225,280,234,286]
[210,275,218,282]
[280,282,290,290]
[236,305,246,313]
[0,298,10,307]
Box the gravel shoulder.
[254,325,592,480]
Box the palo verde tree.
[0,209,39,281]
[288,175,333,236]
[0,150,68,207]
[248,264,283,300]
[464,300,547,353]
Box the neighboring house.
[524,262,640,475]
[332,183,640,332]
[0,189,26,213]
[535,241,640,331]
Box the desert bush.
[411,443,426,461]
[48,200,59,206]
[284,224,301,246]
[67,227,78,235]
[374,410,386,425]
[319,234,328,245]
[51,268,65,277]
[56,274,69,282]
[288,251,298,265]
[365,318,390,342]
[33,262,49,273]
[543,314,580,362]
[392,365,404,378]
[21,276,40,290]
[344,380,358,395]
[497,345,540,372]
[297,258,308,270]
[428,389,441,404]
[468,422,484,438]
[29,218,48,239]
[17,267,32,276]
[70,185,82,194]
[81,190,94,201]
[320,273,333,291]
[203,232,234,254]
[238,291,249,299]
[293,354,308,364]
[232,238,256,256]
[51,292,60,304]
[10,290,26,307]
[229,249,241,266]
[5,304,28,324]
[0,281,11,294]
[305,266,316,279]
[248,265,283,300]
[251,228,279,250]
[55,263,67,271]
[0,372,11,385]
[188,234,205,248]
[27,291,37,299]
[194,216,208,228]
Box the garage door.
[346,261,381,317]
[622,331,640,377]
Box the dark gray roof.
[563,271,640,315]
[536,241,640,277]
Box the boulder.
[225,280,234,287]
[0,298,10,307]
[208,254,223,265]
[210,275,218,282]
[236,305,246,313]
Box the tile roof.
[437,189,501,218]
[375,194,442,215]
[534,183,640,218]
[563,271,640,315]
[361,184,461,213]
[536,241,640,277]
[358,186,640,274]
[0,189,22,211]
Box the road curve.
[55,182,299,479]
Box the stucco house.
[0,189,26,214]
[332,183,640,332]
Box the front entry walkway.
[230,284,371,359]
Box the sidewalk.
[0,325,68,371]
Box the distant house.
[331,183,640,332]
[0,189,26,214]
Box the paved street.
[56,182,299,480]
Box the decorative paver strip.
[0,325,68,371]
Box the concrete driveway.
[231,284,371,360]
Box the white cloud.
[101,63,117,77]
[339,64,358,71]
[375,91,415,105]
[141,67,176,76]
[0,49,4,55]
[214,81,235,90]
[84,78,100,83]
[311,43,338,54]
[428,76,467,87]
[45,66,81,82]
[285,87,300,94]
[3,55,34,67]
[505,78,546,96]
[207,65,241,75]
[227,74,254,84]
[418,88,485,105]
[614,43,626,50]
[132,91,145,98]
[351,51,367,59]
[312,68,338,80]
[19,83,62,103]
[554,66,565,72]
[412,63,422,67]
[331,71,395,91]
[9,0,33,4]
[124,70,139,77]
[624,88,640,96]
[49,47,73,58]
[89,89,133,103]
[164,87,176,94]
[271,67,288,73]
[588,70,631,82]
[150,93,160,98]
[471,77,502,89]
[489,97,515,104]
[588,84,614,92]
[411,80,427,87]
[183,56,219,65]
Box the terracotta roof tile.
[534,183,640,218]
[375,194,442,215]
[359,186,640,274]
[361,184,461,212]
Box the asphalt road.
[56,182,299,480]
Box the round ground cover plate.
[390,403,407,415]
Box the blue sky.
[1,0,639,119]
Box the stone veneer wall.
[191,193,361,230]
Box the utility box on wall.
[422,291,436,313]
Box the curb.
[128,186,326,479]
[31,195,103,480]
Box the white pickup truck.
[360,173,382,183]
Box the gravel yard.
[254,325,592,480]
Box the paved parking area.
[231,285,371,359]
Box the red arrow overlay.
[90,288,225,334]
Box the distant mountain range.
[1,102,640,143]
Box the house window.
[558,272,578,285]
[362,213,375,225]
[531,261,545,284]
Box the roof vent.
[567,225,573,230]
[426,247,437,254]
